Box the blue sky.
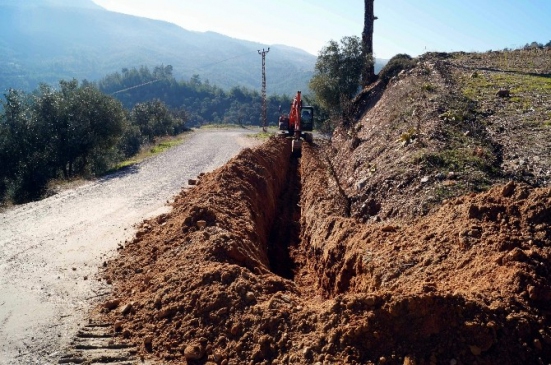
[92,0,551,59]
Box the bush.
[118,124,144,158]
[378,54,416,84]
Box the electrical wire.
[110,79,161,95]
[109,49,259,95]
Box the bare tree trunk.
[362,0,377,87]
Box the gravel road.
[0,129,260,364]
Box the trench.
[266,158,302,280]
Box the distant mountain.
[0,0,317,95]
[0,0,387,96]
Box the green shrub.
[118,125,144,158]
[378,54,416,84]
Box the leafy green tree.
[309,36,365,116]
[52,80,126,177]
[0,88,55,202]
[130,99,175,142]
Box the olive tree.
[309,36,365,116]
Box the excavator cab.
[300,107,314,132]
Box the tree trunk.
[362,0,376,87]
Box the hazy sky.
[91,0,551,59]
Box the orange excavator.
[278,91,314,157]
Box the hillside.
[78,49,551,365]
[0,0,317,95]
[331,48,551,220]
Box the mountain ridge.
[0,0,318,95]
[0,0,386,96]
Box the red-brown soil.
[95,50,551,364]
[95,136,551,365]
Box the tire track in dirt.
[0,129,260,365]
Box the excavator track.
[58,321,143,365]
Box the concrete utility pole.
[362,0,378,87]
[258,48,270,132]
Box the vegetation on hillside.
[327,46,551,221]
[0,79,186,205]
[97,65,293,128]
[308,36,367,132]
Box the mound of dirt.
[301,143,551,364]
[95,135,551,365]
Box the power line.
[110,79,160,95]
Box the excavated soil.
[95,136,551,365]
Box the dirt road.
[0,129,259,364]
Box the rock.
[355,178,368,191]
[213,350,224,362]
[120,303,133,315]
[421,176,430,183]
[496,88,510,97]
[507,247,527,262]
[245,292,256,303]
[364,296,376,306]
[114,321,123,332]
[184,344,205,360]
[188,179,197,185]
[381,225,397,233]
[154,294,162,308]
[103,299,121,310]
[404,356,417,365]
[197,220,207,229]
[502,181,515,197]
[230,323,242,336]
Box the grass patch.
[199,123,253,129]
[421,83,437,92]
[461,72,551,102]
[109,131,193,173]
[414,146,499,175]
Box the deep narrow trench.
[267,158,302,281]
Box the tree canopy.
[309,36,365,116]
[0,80,126,202]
